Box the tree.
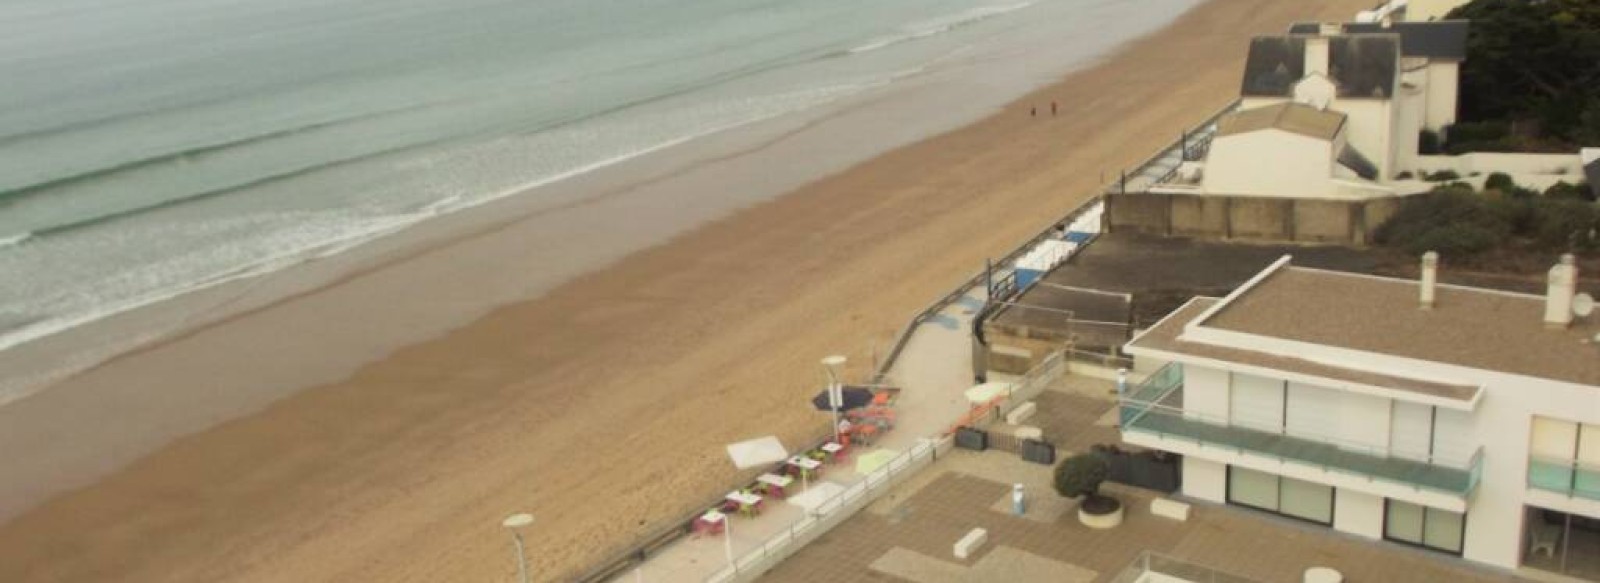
[1449,0,1600,149]
[1054,454,1109,500]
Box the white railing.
[998,350,1067,418]
[1109,551,1264,583]
[703,438,943,582]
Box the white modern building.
[1118,255,1600,580]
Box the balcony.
[1119,364,1483,497]
[1528,456,1600,502]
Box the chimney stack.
[1544,254,1579,329]
[1419,251,1439,309]
[1305,35,1331,78]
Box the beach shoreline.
[0,1,1375,581]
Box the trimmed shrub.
[1054,453,1109,499]
[1425,170,1462,182]
[1419,129,1442,155]
[1484,172,1517,192]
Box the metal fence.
[704,438,943,583]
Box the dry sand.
[0,0,1373,580]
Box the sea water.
[0,0,1193,401]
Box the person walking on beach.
[1030,106,1036,117]
[1051,100,1058,116]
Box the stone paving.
[762,381,1533,583]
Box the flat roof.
[1130,298,1480,402]
[1205,266,1600,386]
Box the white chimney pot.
[1420,251,1438,309]
[1544,254,1578,329]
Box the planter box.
[955,427,988,451]
[1020,439,1055,465]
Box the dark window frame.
[1382,498,1467,556]
[1225,465,1335,526]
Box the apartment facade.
[1119,256,1600,580]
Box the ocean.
[0,0,1194,403]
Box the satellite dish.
[1574,293,1595,318]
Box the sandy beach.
[0,0,1373,581]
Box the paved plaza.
[762,379,1532,583]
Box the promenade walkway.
[610,287,989,583]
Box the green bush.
[1054,453,1108,499]
[1534,199,1600,250]
[1424,170,1462,182]
[1545,181,1596,202]
[1419,130,1442,155]
[1484,172,1517,192]
[1375,187,1509,256]
[1396,171,1415,180]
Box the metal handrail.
[1120,397,1485,495]
[704,439,939,582]
[1526,454,1600,500]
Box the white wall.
[1334,489,1385,539]
[1409,153,1583,176]
[1182,456,1226,503]
[1203,130,1334,197]
[1332,99,1395,181]
[1395,64,1429,173]
[1425,61,1460,131]
[1183,365,1231,419]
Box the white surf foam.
[0,77,908,405]
[850,2,1037,55]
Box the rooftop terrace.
[1206,266,1600,386]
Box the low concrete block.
[1014,426,1043,441]
[1004,402,1036,425]
[1150,498,1191,522]
[953,528,988,560]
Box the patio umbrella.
[811,385,875,412]
[854,449,900,475]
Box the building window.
[1227,466,1333,525]
[1384,499,1465,554]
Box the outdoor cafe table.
[787,455,822,482]
[725,490,764,517]
[694,509,727,536]
[757,473,794,498]
[820,442,844,462]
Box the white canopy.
[725,436,790,469]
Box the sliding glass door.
[1384,499,1464,554]
[1227,466,1333,525]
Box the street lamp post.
[822,355,847,445]
[502,513,535,583]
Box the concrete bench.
[953,528,988,559]
[1004,402,1037,425]
[1150,498,1190,522]
[1014,426,1043,441]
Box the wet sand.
[0,1,1373,581]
